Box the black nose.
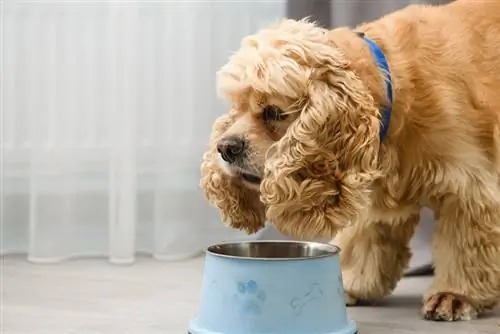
[217,136,245,163]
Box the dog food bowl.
[188,240,357,334]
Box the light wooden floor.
[2,255,499,334]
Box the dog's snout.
[217,136,245,163]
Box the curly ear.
[200,112,266,234]
[260,67,382,239]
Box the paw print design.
[290,283,324,316]
[233,280,267,317]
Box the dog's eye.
[262,105,286,122]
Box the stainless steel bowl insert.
[206,241,339,260]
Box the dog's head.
[201,19,383,238]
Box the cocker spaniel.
[200,0,500,322]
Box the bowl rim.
[205,240,340,261]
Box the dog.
[200,0,500,321]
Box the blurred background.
[1,0,446,266]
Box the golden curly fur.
[200,110,266,234]
[201,0,500,321]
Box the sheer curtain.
[1,0,286,264]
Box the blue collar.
[357,33,393,142]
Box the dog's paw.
[422,293,478,321]
[344,291,359,306]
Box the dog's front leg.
[335,213,420,305]
[423,196,500,321]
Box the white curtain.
[1,0,286,264]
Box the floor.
[2,255,499,334]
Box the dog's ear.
[260,58,382,239]
[200,112,266,234]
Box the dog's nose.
[217,136,245,163]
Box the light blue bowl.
[188,240,357,334]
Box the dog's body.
[201,0,500,321]
[331,0,500,320]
